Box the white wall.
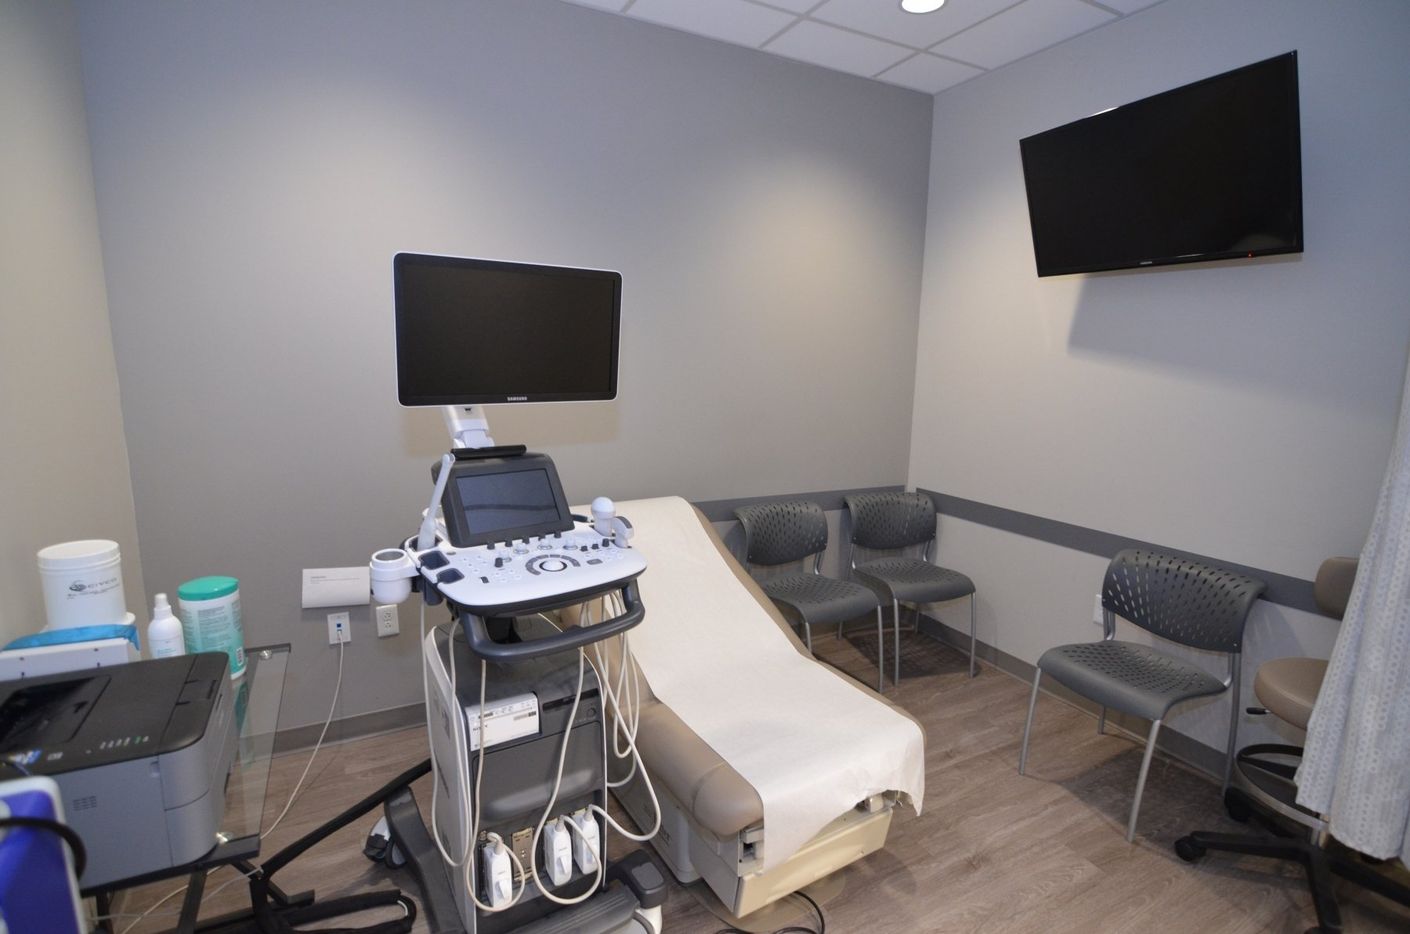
[910,0,1410,752]
[75,0,932,727]
[0,0,145,643]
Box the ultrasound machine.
[367,254,666,934]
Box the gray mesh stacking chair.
[734,500,886,692]
[1018,549,1265,842]
[843,492,978,684]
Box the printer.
[0,652,237,888]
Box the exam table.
[572,497,926,918]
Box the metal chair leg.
[892,599,902,686]
[803,622,812,653]
[1127,719,1163,843]
[968,593,977,678]
[1097,707,1106,735]
[1223,659,1242,793]
[1019,667,1042,775]
[874,607,885,693]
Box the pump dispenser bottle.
[147,593,186,658]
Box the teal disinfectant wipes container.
[177,575,246,679]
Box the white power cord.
[463,656,531,912]
[262,638,344,839]
[582,595,662,842]
[422,598,470,870]
[523,648,604,907]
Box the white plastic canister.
[36,540,127,630]
[177,576,246,679]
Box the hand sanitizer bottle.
[147,593,186,658]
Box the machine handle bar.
[462,581,644,663]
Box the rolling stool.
[1175,557,1410,933]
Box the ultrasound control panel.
[411,452,646,618]
[412,524,644,617]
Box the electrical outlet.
[375,604,399,638]
[1092,594,1105,626]
[328,611,351,645]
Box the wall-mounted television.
[1019,52,1302,278]
[393,253,620,406]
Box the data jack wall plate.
[328,611,351,645]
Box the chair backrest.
[734,500,828,568]
[844,492,936,551]
[1313,556,1358,619]
[1101,549,1265,653]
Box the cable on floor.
[713,890,826,934]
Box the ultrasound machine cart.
[369,447,666,934]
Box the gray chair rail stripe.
[919,489,1322,617]
[692,486,904,522]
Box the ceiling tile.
[877,52,985,94]
[811,0,1024,49]
[1097,0,1166,13]
[764,20,913,78]
[930,0,1115,69]
[627,0,796,47]
[749,0,820,13]
[559,0,632,12]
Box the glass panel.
[215,643,290,848]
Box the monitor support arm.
[441,404,495,449]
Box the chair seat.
[761,573,879,625]
[853,558,975,604]
[1038,640,1226,722]
[1254,656,1326,731]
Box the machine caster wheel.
[1223,788,1252,823]
[1174,836,1206,862]
[363,816,405,867]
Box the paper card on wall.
[301,567,371,608]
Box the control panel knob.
[514,539,530,555]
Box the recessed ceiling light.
[901,0,946,13]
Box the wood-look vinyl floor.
[112,633,1410,933]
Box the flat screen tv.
[1019,52,1302,277]
[393,253,620,405]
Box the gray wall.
[75,0,932,727]
[908,0,1410,753]
[0,0,145,644]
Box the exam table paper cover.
[612,496,925,872]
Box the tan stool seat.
[1253,657,1327,731]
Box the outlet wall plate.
[375,604,399,638]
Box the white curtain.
[1297,362,1410,863]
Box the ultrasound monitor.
[394,253,621,407]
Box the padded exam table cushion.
[603,496,924,869]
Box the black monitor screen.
[439,453,574,547]
[455,470,563,537]
[394,254,620,405]
[1019,52,1302,277]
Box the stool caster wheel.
[1224,788,1252,823]
[1174,836,1206,862]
